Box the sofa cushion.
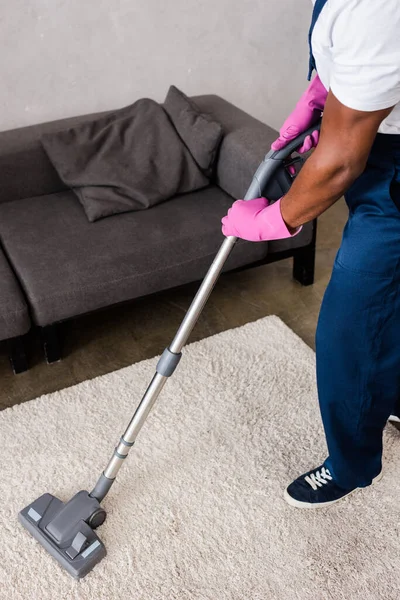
[163,86,223,176]
[0,188,268,327]
[0,110,114,205]
[0,248,30,340]
[41,98,211,222]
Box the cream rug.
[1,316,400,600]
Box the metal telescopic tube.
[169,236,237,353]
[102,373,168,480]
[98,236,239,484]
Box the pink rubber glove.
[271,75,327,154]
[221,197,302,242]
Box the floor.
[0,200,348,411]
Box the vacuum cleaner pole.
[90,235,238,501]
[90,124,321,503]
[19,123,321,579]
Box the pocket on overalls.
[337,166,400,280]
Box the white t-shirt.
[311,0,400,134]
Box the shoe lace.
[305,467,333,491]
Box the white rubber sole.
[388,415,400,423]
[283,470,383,509]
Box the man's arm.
[280,91,394,232]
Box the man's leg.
[316,258,400,489]
[284,141,400,507]
[284,256,400,508]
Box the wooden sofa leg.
[293,220,317,286]
[41,324,62,364]
[8,336,28,374]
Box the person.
[221,0,400,508]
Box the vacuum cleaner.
[18,123,320,579]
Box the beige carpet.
[1,316,400,600]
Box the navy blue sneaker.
[284,465,383,509]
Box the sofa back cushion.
[0,110,110,204]
[192,95,278,201]
[0,137,65,205]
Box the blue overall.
[309,0,400,488]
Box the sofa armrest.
[192,95,278,200]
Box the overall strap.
[308,0,329,80]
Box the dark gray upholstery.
[0,93,315,349]
[164,86,223,175]
[0,94,277,205]
[0,109,111,204]
[0,248,30,339]
[41,97,220,221]
[0,187,268,326]
[193,95,278,200]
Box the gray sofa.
[0,94,316,373]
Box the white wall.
[0,0,311,132]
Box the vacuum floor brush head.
[18,491,107,579]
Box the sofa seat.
[0,187,268,327]
[0,248,30,340]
